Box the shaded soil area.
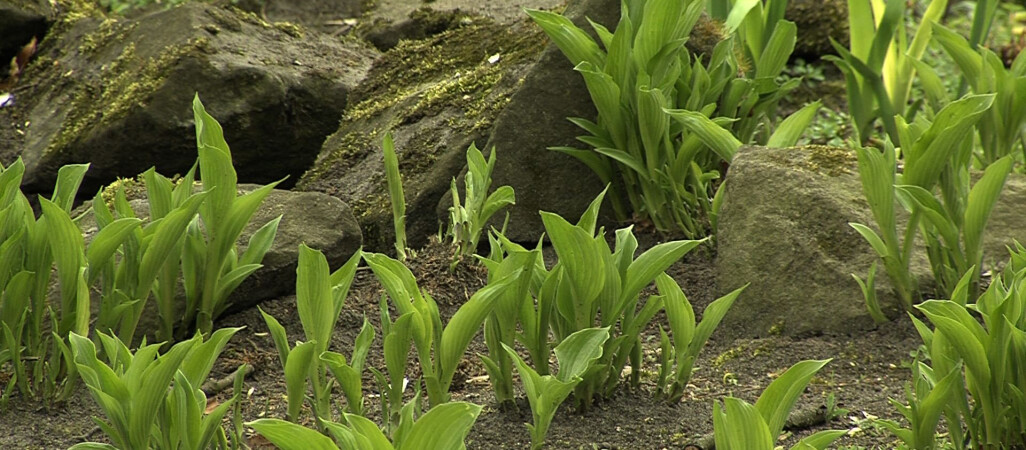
[1,234,923,449]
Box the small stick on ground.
[201,365,255,397]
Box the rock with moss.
[297,15,547,252]
[8,2,376,195]
[0,0,52,76]
[786,0,848,59]
[715,145,1026,339]
[231,0,365,33]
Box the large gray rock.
[78,184,362,319]
[296,16,548,252]
[9,2,375,195]
[716,146,1026,339]
[478,0,620,243]
[0,0,50,77]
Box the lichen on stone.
[49,36,209,158]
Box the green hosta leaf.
[526,9,604,68]
[933,24,983,88]
[766,101,821,147]
[400,402,482,450]
[754,359,832,439]
[755,20,796,79]
[346,414,397,449]
[52,163,90,213]
[259,306,291,370]
[621,238,705,304]
[179,327,242,388]
[481,186,516,225]
[283,340,317,422]
[791,429,846,449]
[247,419,339,450]
[138,192,208,296]
[554,327,610,382]
[239,215,282,267]
[86,217,142,284]
[439,272,517,389]
[713,397,774,450]
[541,211,606,307]
[296,244,335,355]
[964,156,1013,270]
[724,0,761,33]
[664,109,741,162]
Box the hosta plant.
[260,244,362,426]
[654,273,744,403]
[247,400,482,450]
[477,245,539,408]
[364,251,517,406]
[68,327,241,450]
[932,23,1026,166]
[445,143,515,263]
[382,133,408,261]
[897,263,1026,447]
[712,359,846,450]
[850,94,995,317]
[0,160,104,403]
[512,187,712,409]
[504,327,610,450]
[528,0,810,237]
[826,0,947,146]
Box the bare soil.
[0,234,923,449]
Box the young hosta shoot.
[712,359,845,450]
[535,187,706,408]
[190,94,284,336]
[851,94,994,316]
[382,133,408,261]
[873,358,964,449]
[446,143,515,262]
[933,23,1026,166]
[655,273,745,403]
[477,246,539,408]
[68,327,241,450]
[898,265,1026,448]
[260,244,362,425]
[321,317,375,416]
[248,400,482,450]
[825,0,947,146]
[505,327,609,450]
[364,251,518,406]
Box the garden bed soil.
[0,235,924,449]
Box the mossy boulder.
[297,16,547,252]
[0,0,51,76]
[715,145,1026,339]
[786,0,848,59]
[232,0,365,32]
[8,2,376,195]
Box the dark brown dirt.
[0,234,923,449]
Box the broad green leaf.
[401,402,482,450]
[766,101,821,147]
[622,239,705,304]
[296,244,335,355]
[86,217,142,284]
[664,109,741,162]
[526,9,605,68]
[753,359,832,439]
[755,20,796,79]
[439,272,517,389]
[964,156,1012,270]
[715,398,774,450]
[284,340,316,422]
[179,327,242,388]
[52,163,90,213]
[247,419,339,450]
[554,327,609,382]
[792,429,846,449]
[239,215,282,267]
